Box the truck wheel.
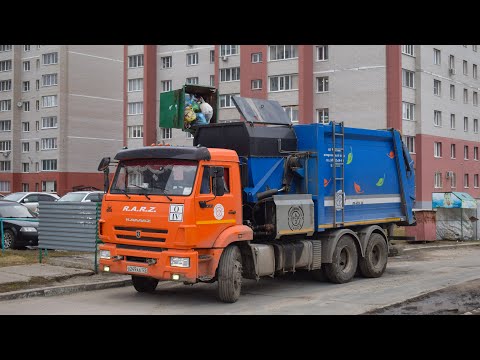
[324,235,358,284]
[217,245,242,303]
[358,233,388,278]
[132,276,159,293]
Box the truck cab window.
[200,166,211,194]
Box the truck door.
[195,165,237,248]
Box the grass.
[0,249,87,268]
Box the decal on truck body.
[169,204,184,222]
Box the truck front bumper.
[99,244,201,283]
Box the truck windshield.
[110,159,198,197]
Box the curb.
[0,278,132,302]
[403,242,480,252]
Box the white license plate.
[127,265,148,274]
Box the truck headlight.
[170,257,190,268]
[20,227,37,232]
[100,250,111,259]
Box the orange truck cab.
[98,145,252,301]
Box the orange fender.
[212,225,253,249]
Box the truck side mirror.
[210,167,225,197]
[98,157,111,193]
[98,157,111,171]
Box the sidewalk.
[0,240,479,301]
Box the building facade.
[0,45,123,195]
[124,45,480,209]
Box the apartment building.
[124,45,480,209]
[0,45,123,195]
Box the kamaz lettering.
[122,206,157,213]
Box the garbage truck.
[97,92,416,303]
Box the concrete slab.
[1,264,93,280]
[0,272,31,285]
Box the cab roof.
[114,146,238,163]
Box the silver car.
[57,191,104,203]
[3,192,60,213]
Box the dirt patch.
[0,249,87,268]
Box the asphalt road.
[1,246,480,315]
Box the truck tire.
[358,233,388,278]
[324,235,358,284]
[217,245,242,303]
[132,276,159,293]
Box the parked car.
[0,200,39,249]
[57,191,104,203]
[2,192,60,214]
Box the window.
[464,145,469,160]
[210,75,215,87]
[0,141,11,152]
[433,79,441,96]
[474,64,478,79]
[464,174,469,188]
[434,142,442,157]
[23,61,30,71]
[36,79,40,90]
[316,76,329,93]
[317,45,329,61]
[161,80,172,92]
[474,119,478,133]
[0,161,11,172]
[251,52,262,63]
[474,45,478,52]
[270,74,298,92]
[161,56,172,69]
[128,54,144,68]
[269,45,297,61]
[450,114,456,129]
[475,146,479,160]
[402,102,415,121]
[22,183,29,192]
[448,55,455,72]
[186,53,198,66]
[463,60,468,75]
[35,163,39,173]
[0,100,11,112]
[22,163,29,173]
[0,80,11,92]
[463,88,468,103]
[0,181,9,192]
[42,95,58,108]
[283,106,298,123]
[450,144,456,159]
[161,128,172,139]
[219,94,238,108]
[0,45,12,52]
[251,79,262,90]
[24,45,30,52]
[36,100,39,111]
[127,125,143,138]
[186,131,194,139]
[0,60,12,72]
[434,110,442,127]
[475,174,479,188]
[434,172,442,188]
[36,59,40,69]
[200,166,211,194]
[22,142,29,152]
[42,52,58,65]
[220,45,238,57]
[186,77,199,85]
[23,101,30,112]
[210,50,215,63]
[127,102,143,115]
[403,136,415,153]
[433,48,441,65]
[41,138,57,150]
[127,78,143,92]
[22,81,30,92]
[464,117,469,132]
[41,159,57,171]
[22,122,30,132]
[402,69,415,88]
[450,84,455,100]
[402,45,414,56]
[220,67,240,82]
[317,108,329,124]
[451,172,457,188]
[36,121,39,131]
[35,141,39,151]
[42,73,58,87]
[42,116,57,129]
[0,120,11,132]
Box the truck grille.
[117,244,164,252]
[114,226,168,243]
